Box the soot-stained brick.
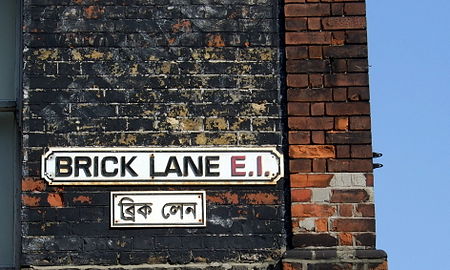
[22,0,284,267]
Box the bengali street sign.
[41,147,283,185]
[111,191,206,228]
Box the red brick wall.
[284,0,381,252]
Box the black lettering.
[165,156,182,176]
[55,157,72,177]
[74,156,92,177]
[121,156,138,177]
[205,156,220,177]
[93,156,98,177]
[150,156,166,177]
[101,156,118,177]
[183,156,203,176]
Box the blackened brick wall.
[21,0,285,267]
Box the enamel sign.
[111,191,206,228]
[41,147,283,185]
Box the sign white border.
[41,147,284,185]
[110,191,206,228]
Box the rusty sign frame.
[41,147,284,185]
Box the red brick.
[285,4,330,17]
[290,145,335,158]
[348,59,368,72]
[322,17,366,30]
[309,46,322,59]
[357,204,375,217]
[311,102,324,115]
[290,174,333,188]
[324,45,367,58]
[315,218,328,232]
[308,18,321,30]
[368,261,388,270]
[331,3,344,16]
[292,204,336,217]
[309,74,323,88]
[331,189,370,203]
[291,189,312,202]
[73,195,92,204]
[339,233,353,246]
[290,159,312,172]
[333,88,347,101]
[288,88,333,102]
[348,87,370,101]
[346,30,367,44]
[22,177,46,192]
[331,31,345,45]
[207,192,239,204]
[324,73,369,87]
[283,262,303,270]
[286,46,308,59]
[335,117,349,130]
[327,159,373,172]
[332,218,375,232]
[339,204,353,217]
[285,18,307,31]
[351,145,372,158]
[336,145,350,158]
[331,59,347,73]
[312,159,326,172]
[47,193,64,207]
[286,32,332,45]
[22,195,41,207]
[289,117,334,130]
[326,102,370,116]
[311,131,325,144]
[243,192,278,205]
[287,74,308,87]
[350,116,371,130]
[288,102,310,116]
[365,174,374,186]
[289,131,311,144]
[287,60,329,73]
[326,131,371,144]
[344,3,366,15]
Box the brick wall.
[21,0,285,268]
[18,0,388,269]
[283,0,387,268]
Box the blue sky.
[367,0,450,268]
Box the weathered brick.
[286,32,332,45]
[290,174,333,188]
[290,145,336,158]
[287,74,309,87]
[326,102,370,116]
[289,131,311,144]
[328,159,373,172]
[322,17,366,30]
[331,189,370,203]
[333,219,375,232]
[290,159,312,173]
[356,204,375,217]
[289,117,334,130]
[350,116,372,130]
[324,73,369,87]
[291,189,312,202]
[326,131,372,144]
[285,4,330,17]
[288,88,333,102]
[292,204,336,217]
